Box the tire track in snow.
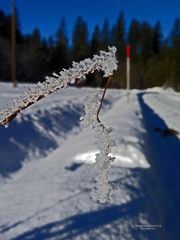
[138,92,180,240]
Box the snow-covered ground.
[0,83,180,240]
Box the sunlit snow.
[73,149,150,169]
[0,83,180,240]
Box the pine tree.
[0,37,11,81]
[90,25,101,56]
[152,21,162,55]
[51,17,69,72]
[111,11,126,88]
[0,9,22,82]
[21,28,47,82]
[140,21,153,59]
[128,19,141,59]
[127,20,142,88]
[169,18,180,89]
[170,18,180,49]
[113,11,126,58]
[89,25,103,87]
[72,16,89,61]
[101,18,110,50]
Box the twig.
[97,76,112,123]
[0,47,117,126]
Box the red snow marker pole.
[126,45,131,58]
[126,45,130,101]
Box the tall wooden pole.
[126,45,130,101]
[11,0,17,88]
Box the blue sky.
[1,0,180,39]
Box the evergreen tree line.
[0,10,180,90]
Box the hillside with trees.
[0,10,180,90]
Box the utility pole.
[11,0,17,88]
[126,45,130,101]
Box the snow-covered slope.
[0,83,180,240]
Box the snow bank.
[1,83,180,240]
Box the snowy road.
[139,92,180,239]
[0,84,180,240]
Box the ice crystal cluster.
[80,91,117,203]
[0,46,118,203]
[0,46,117,126]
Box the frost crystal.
[0,46,118,203]
[0,46,117,126]
[81,91,116,203]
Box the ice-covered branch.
[0,46,118,202]
[80,91,116,203]
[0,46,117,126]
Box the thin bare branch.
[97,76,112,124]
[0,47,117,126]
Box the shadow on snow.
[138,92,180,238]
[10,199,149,240]
[0,104,82,177]
[1,92,180,239]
